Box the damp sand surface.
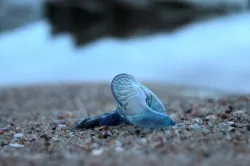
[0,83,249,166]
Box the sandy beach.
[0,83,249,166]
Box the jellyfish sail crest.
[111,74,148,116]
[111,73,167,116]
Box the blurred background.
[0,0,250,93]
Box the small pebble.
[0,130,4,135]
[0,128,9,131]
[69,132,74,138]
[192,118,202,123]
[99,126,108,131]
[153,138,164,148]
[14,133,24,138]
[225,106,233,113]
[230,124,237,128]
[9,143,25,148]
[91,143,99,149]
[99,131,112,139]
[52,137,59,141]
[233,110,246,115]
[225,109,232,114]
[57,124,66,128]
[190,123,201,130]
[228,126,236,132]
[205,115,218,121]
[114,147,124,152]
[246,125,250,131]
[136,138,147,144]
[115,140,122,147]
[202,128,210,134]
[79,144,89,150]
[91,148,104,156]
[40,134,51,141]
[218,114,228,119]
[135,129,140,134]
[57,112,74,119]
[226,121,234,125]
[225,133,232,140]
[185,108,192,114]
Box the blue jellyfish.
[75,73,175,129]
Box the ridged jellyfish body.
[111,73,175,129]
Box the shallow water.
[0,12,250,93]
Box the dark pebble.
[221,114,228,119]
[185,108,192,114]
[230,128,236,132]
[0,128,9,131]
[225,106,233,113]
[135,129,141,134]
[44,142,51,147]
[230,124,237,128]
[100,131,111,139]
[225,110,232,114]
[217,114,228,119]
[40,134,51,142]
[203,152,210,158]
[246,125,250,131]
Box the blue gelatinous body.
[75,73,175,129]
[75,110,126,129]
[111,73,175,129]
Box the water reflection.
[0,12,250,93]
